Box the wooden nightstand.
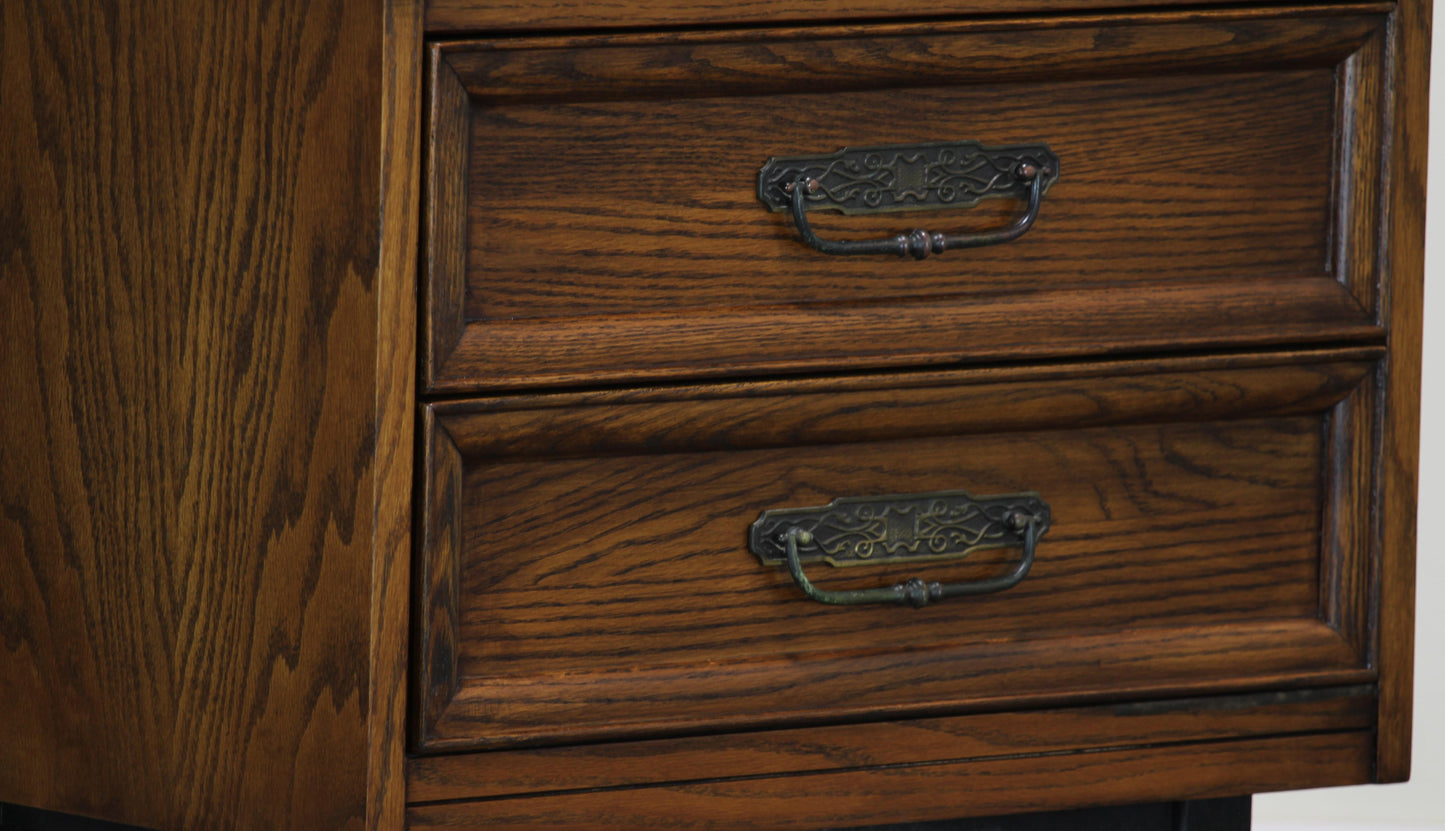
[0,1,1426,829]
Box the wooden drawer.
[423,7,1390,392]
[413,348,1380,752]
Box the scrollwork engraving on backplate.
[749,490,1051,568]
[757,141,1060,216]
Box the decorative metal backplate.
[757,141,1060,215]
[750,490,1051,568]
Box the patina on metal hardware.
[757,141,1059,259]
[749,490,1050,608]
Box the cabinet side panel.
[369,0,422,827]
[0,2,385,828]
[1376,0,1432,782]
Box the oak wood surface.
[415,354,1376,750]
[464,71,1335,319]
[422,47,471,394]
[423,0,1370,34]
[427,346,1387,413]
[432,351,1379,457]
[407,731,1374,830]
[427,619,1368,750]
[460,417,1325,670]
[414,412,464,748]
[436,278,1379,390]
[1336,23,1388,312]
[0,0,1424,826]
[0,2,389,828]
[368,1,422,829]
[439,12,1381,112]
[1373,0,1431,782]
[425,9,1388,390]
[408,687,1376,802]
[1321,377,1378,664]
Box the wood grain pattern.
[406,0,1423,820]
[422,45,470,387]
[414,412,463,746]
[425,10,1390,391]
[464,72,1335,318]
[439,11,1380,102]
[368,0,422,827]
[428,346,1386,415]
[0,2,1415,827]
[427,619,1368,750]
[460,418,1325,670]
[433,353,1378,458]
[437,278,1378,390]
[0,2,386,828]
[424,0,1381,35]
[1374,0,1432,782]
[1336,21,1388,312]
[415,355,1376,750]
[1321,376,1377,663]
[408,687,1376,802]
[407,731,1375,830]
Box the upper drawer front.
[425,0,1363,34]
[425,10,1387,392]
[414,349,1380,752]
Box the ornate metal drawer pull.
[749,490,1050,608]
[757,141,1059,259]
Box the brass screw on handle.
[782,178,822,195]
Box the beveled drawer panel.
[413,349,1380,751]
[424,8,1388,392]
[424,0,1371,35]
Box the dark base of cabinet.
[0,797,1250,831]
[0,805,154,831]
[835,797,1251,831]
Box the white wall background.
[1252,20,1445,831]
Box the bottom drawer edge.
[407,686,1375,809]
[406,727,1373,830]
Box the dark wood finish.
[422,45,471,391]
[369,1,423,829]
[1373,0,1432,783]
[429,348,1381,457]
[421,346,1384,415]
[407,731,1373,830]
[413,411,464,746]
[425,9,1389,391]
[430,621,1367,750]
[1321,376,1378,663]
[437,10,1385,105]
[414,352,1378,750]
[423,0,1371,35]
[408,687,1375,802]
[1,0,1425,827]
[0,2,404,829]
[468,75,1333,318]
[464,420,1327,670]
[1336,22,1387,312]
[437,280,1377,390]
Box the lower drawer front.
[413,351,1378,751]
